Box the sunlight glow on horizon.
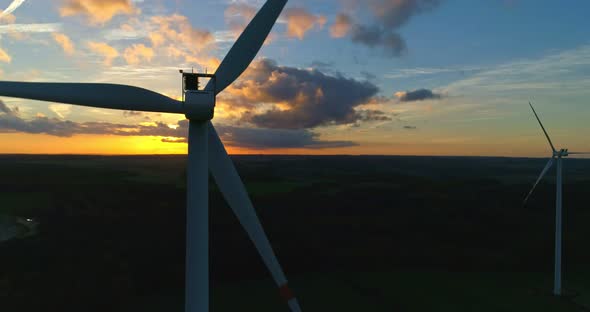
[3,132,584,158]
[0,1,589,156]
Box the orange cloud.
[224,3,258,36]
[330,14,353,38]
[0,47,11,63]
[123,44,154,65]
[104,13,218,69]
[166,44,219,72]
[60,0,139,25]
[147,14,217,69]
[0,13,24,41]
[148,15,214,51]
[284,8,327,40]
[52,33,75,55]
[87,41,118,66]
[223,3,278,45]
[0,12,16,24]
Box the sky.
[0,0,588,157]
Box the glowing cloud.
[0,47,11,63]
[330,14,353,38]
[0,0,26,20]
[283,8,327,40]
[60,0,139,25]
[87,41,119,66]
[52,33,75,55]
[123,43,154,65]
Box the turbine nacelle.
[180,71,216,121]
[554,148,569,157]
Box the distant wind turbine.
[524,102,590,296]
[0,1,301,311]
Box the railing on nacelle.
[180,70,216,121]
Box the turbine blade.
[0,82,183,114]
[209,0,288,94]
[524,157,555,205]
[207,122,301,312]
[529,102,556,152]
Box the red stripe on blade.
[279,284,295,301]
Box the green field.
[118,270,590,311]
[1,155,590,311]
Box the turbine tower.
[524,102,590,296]
[0,1,301,311]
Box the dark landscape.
[1,155,589,311]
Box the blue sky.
[0,0,588,156]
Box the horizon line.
[0,153,585,160]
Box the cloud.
[444,45,590,96]
[361,71,377,81]
[0,0,26,20]
[384,66,484,79]
[350,23,406,56]
[103,21,146,40]
[0,12,15,23]
[224,3,279,44]
[224,3,258,36]
[123,43,154,65]
[86,41,119,65]
[148,14,214,52]
[228,59,381,129]
[0,107,354,149]
[0,108,181,138]
[103,13,219,69]
[357,109,391,122]
[147,14,218,67]
[395,89,442,102]
[0,47,11,63]
[123,110,143,118]
[161,123,358,149]
[366,0,440,28]
[224,4,324,41]
[331,0,442,56]
[52,33,75,55]
[216,126,358,149]
[283,8,327,40]
[309,61,334,71]
[60,0,139,25]
[330,14,353,38]
[0,23,62,34]
[49,104,72,119]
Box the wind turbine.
[0,1,301,311]
[523,102,590,296]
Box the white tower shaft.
[554,156,563,296]
[186,121,209,311]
